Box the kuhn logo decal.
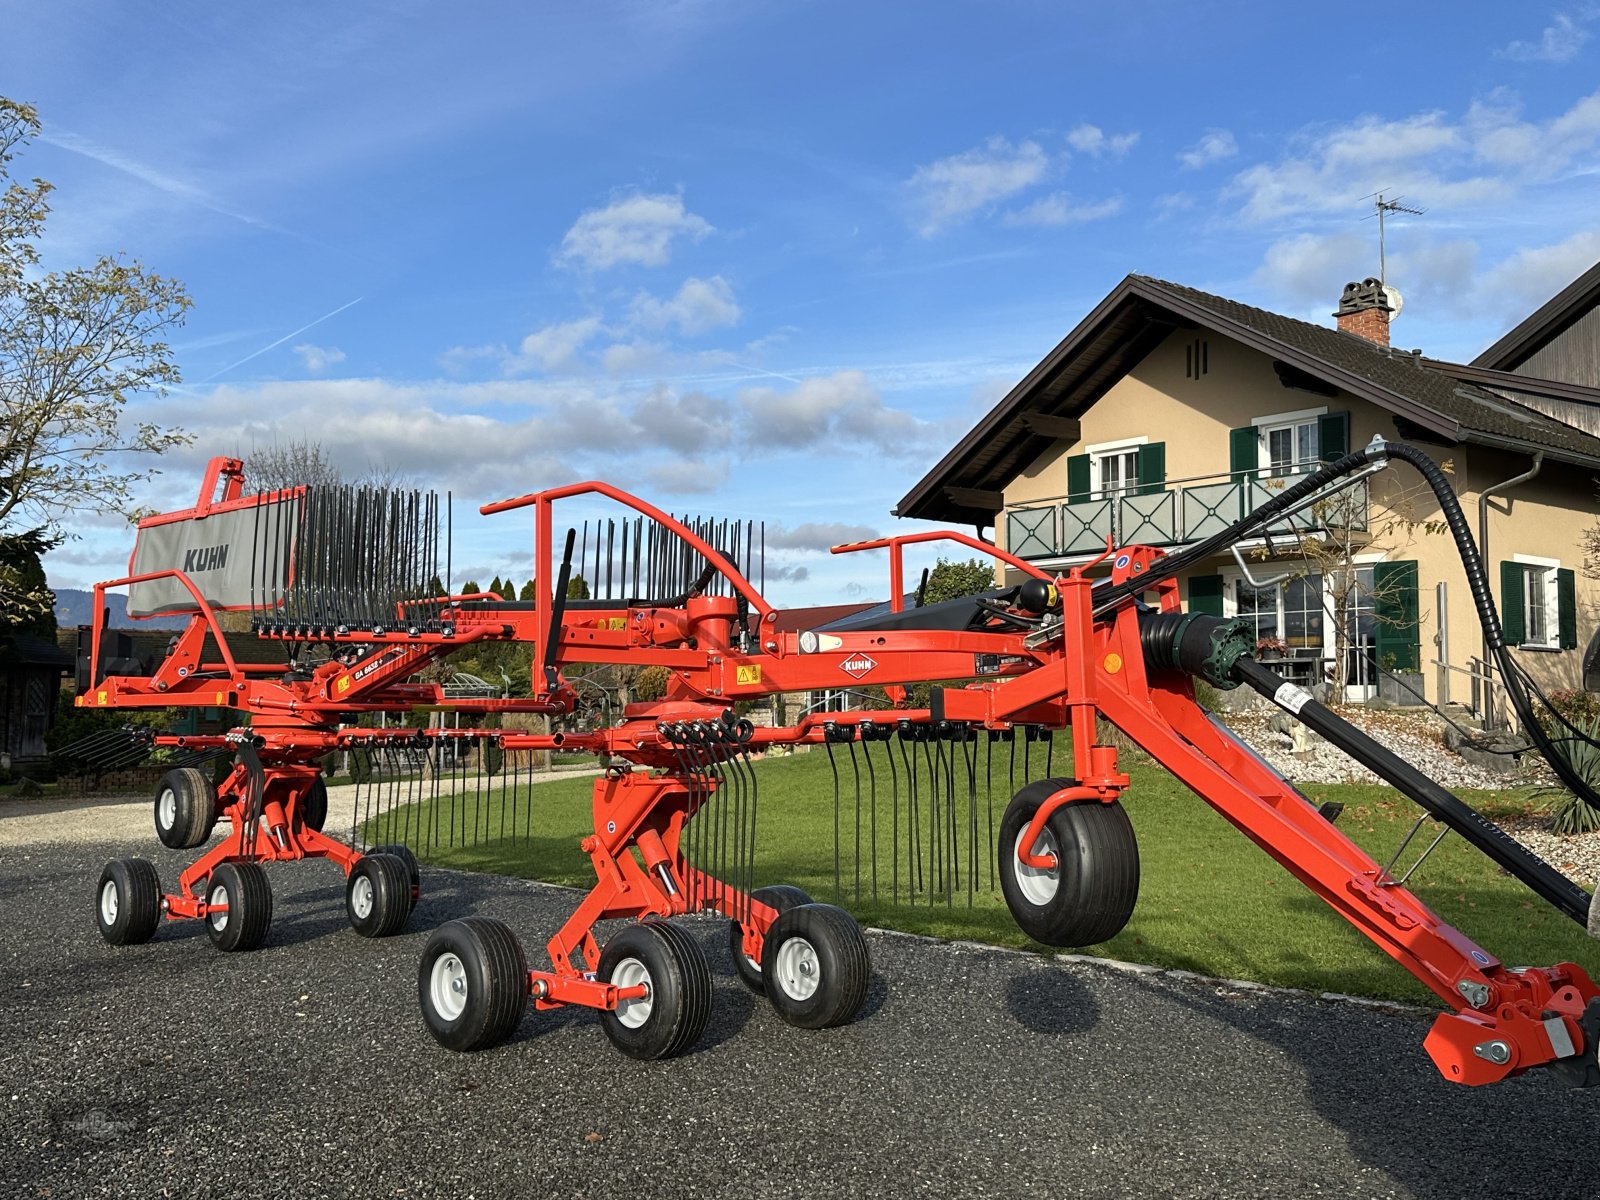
[839,653,877,679]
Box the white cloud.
[1480,229,1600,312]
[601,340,670,375]
[293,342,346,372]
[765,522,880,552]
[1252,230,1479,315]
[1178,129,1238,170]
[514,316,604,372]
[1002,192,1122,227]
[905,136,1050,236]
[1229,88,1600,231]
[646,457,729,494]
[630,275,741,336]
[1065,124,1139,157]
[557,191,713,270]
[736,370,942,458]
[1502,11,1593,63]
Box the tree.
[0,527,55,637]
[244,434,412,493]
[1,98,192,623]
[519,578,538,602]
[920,557,995,605]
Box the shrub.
[1548,715,1600,836]
[1546,689,1600,727]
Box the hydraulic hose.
[1230,656,1592,923]
[1107,436,1600,820]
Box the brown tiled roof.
[896,273,1600,524]
[1143,276,1600,461]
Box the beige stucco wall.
[994,326,1600,705]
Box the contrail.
[203,296,364,382]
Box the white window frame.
[1252,406,1327,478]
[1513,553,1561,651]
[1084,435,1147,501]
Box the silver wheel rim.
[100,879,119,926]
[208,882,228,931]
[158,789,175,831]
[351,874,374,921]
[774,936,821,1001]
[430,952,468,1021]
[1013,826,1060,905]
[611,956,653,1028]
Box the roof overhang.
[896,275,1463,524]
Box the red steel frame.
[82,459,1599,1085]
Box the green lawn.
[364,747,1597,1002]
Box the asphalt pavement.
[2,833,1598,1199]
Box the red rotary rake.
[77,449,1600,1082]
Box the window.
[1084,437,1147,500]
[1251,406,1327,477]
[1094,448,1140,498]
[1233,573,1325,654]
[1502,556,1575,652]
[1518,559,1559,650]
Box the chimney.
[1335,277,1392,346]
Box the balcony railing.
[1004,468,1368,559]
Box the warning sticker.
[736,664,762,685]
[1273,682,1313,715]
[839,654,878,679]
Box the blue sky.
[12,1,1600,605]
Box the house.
[897,271,1600,711]
[0,633,73,767]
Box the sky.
[9,1,1600,607]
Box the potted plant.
[1254,635,1289,661]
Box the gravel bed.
[1219,707,1600,887]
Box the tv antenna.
[1362,190,1425,286]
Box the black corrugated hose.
[1100,438,1600,819]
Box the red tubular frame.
[83,461,1599,1079]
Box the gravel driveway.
[4,791,1600,1199]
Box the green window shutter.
[1067,453,1091,504]
[1559,567,1578,650]
[1317,410,1350,462]
[1373,560,1420,672]
[1187,574,1224,617]
[1136,442,1166,496]
[1499,561,1525,647]
[1229,426,1258,481]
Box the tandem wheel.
[997,778,1140,947]
[153,768,218,850]
[728,884,813,993]
[205,861,274,952]
[418,918,529,1052]
[760,903,870,1030]
[346,852,415,938]
[598,920,713,1060]
[95,858,162,946]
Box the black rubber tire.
[153,768,218,850]
[372,842,421,899]
[346,853,413,938]
[204,861,274,953]
[761,902,871,1030]
[418,917,529,1052]
[997,778,1140,947]
[728,884,814,993]
[95,858,162,946]
[300,776,328,833]
[598,920,712,1060]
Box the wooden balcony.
[1003,468,1369,560]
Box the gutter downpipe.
[1478,451,1543,730]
